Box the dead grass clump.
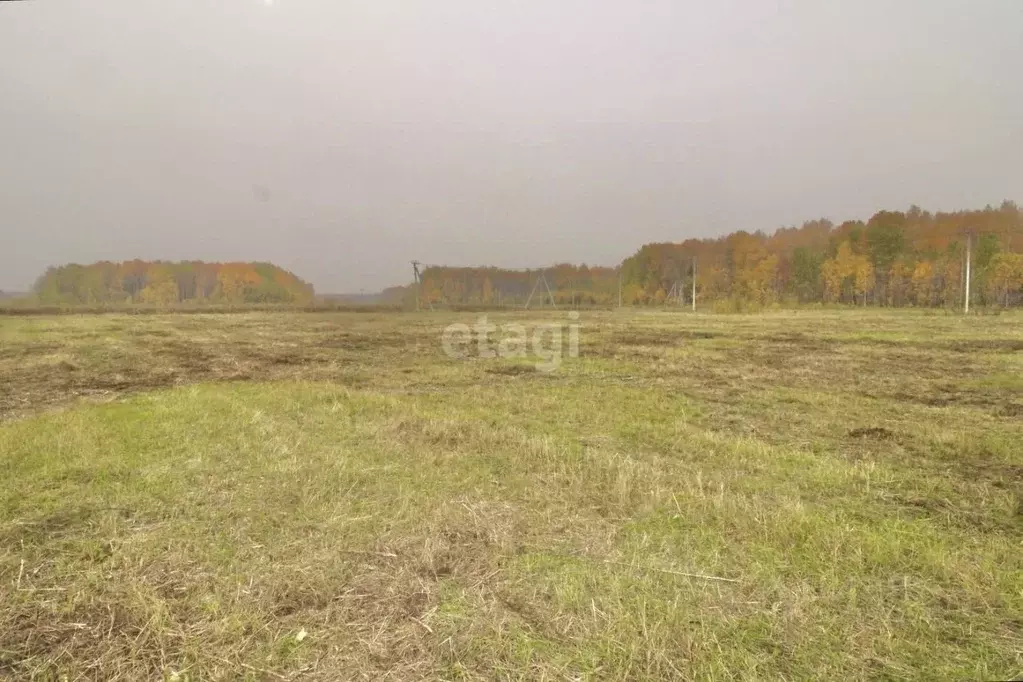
[848,427,895,440]
[485,365,536,376]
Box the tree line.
[26,201,1023,310]
[33,261,314,305]
[384,264,621,308]
[389,201,1023,309]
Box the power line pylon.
[410,261,434,311]
[667,280,684,306]
[524,270,558,309]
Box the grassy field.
[1,309,1021,680]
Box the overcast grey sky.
[1,1,1021,292]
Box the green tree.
[791,248,823,302]
[866,211,906,305]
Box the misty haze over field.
[1,0,1021,293]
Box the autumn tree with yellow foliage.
[34,261,313,305]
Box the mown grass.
[1,309,1021,680]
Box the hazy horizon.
[2,1,1021,293]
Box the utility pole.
[691,257,697,313]
[410,261,421,311]
[964,231,972,314]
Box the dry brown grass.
[1,309,1021,679]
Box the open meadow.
[1,308,1021,680]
